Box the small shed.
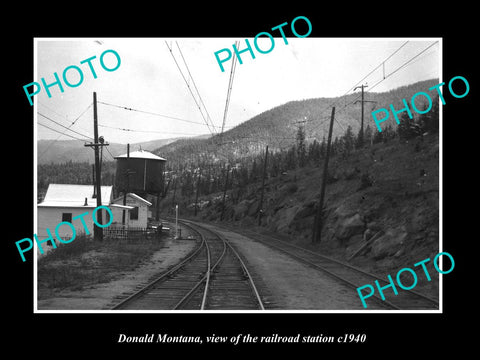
[37,184,113,244]
[110,193,152,228]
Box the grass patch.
[37,234,165,295]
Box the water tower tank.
[114,150,167,196]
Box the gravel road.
[37,223,386,311]
[200,223,386,310]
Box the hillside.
[37,138,180,165]
[154,78,439,167]
[37,79,437,166]
[35,77,440,300]
[162,132,440,298]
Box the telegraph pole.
[91,164,96,198]
[194,170,201,216]
[220,165,230,221]
[354,84,367,146]
[312,107,335,243]
[171,177,177,213]
[257,145,269,226]
[84,92,109,241]
[122,144,132,225]
[354,84,375,147]
[123,144,129,225]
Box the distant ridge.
[37,137,194,165]
[37,79,438,165]
[153,78,439,166]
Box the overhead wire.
[38,103,93,137]
[221,40,239,136]
[39,102,73,120]
[341,41,439,110]
[309,40,439,136]
[104,145,116,161]
[98,123,202,136]
[39,41,439,163]
[175,41,218,134]
[329,41,411,127]
[324,41,411,124]
[344,41,410,96]
[334,40,440,125]
[367,41,439,93]
[38,122,89,141]
[38,103,93,159]
[165,41,217,136]
[38,112,94,140]
[97,100,220,128]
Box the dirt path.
[37,238,197,310]
[200,223,384,310]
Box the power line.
[165,41,216,136]
[97,100,221,129]
[338,41,439,113]
[38,103,94,160]
[104,145,116,161]
[331,41,411,117]
[345,41,410,96]
[175,41,218,135]
[38,112,94,140]
[310,40,438,135]
[221,40,239,137]
[98,123,203,136]
[367,41,439,93]
[38,122,90,141]
[38,102,72,120]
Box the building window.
[130,207,139,220]
[62,213,72,223]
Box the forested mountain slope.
[155,79,438,168]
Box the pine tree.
[396,101,421,140]
[356,127,364,148]
[419,100,439,133]
[308,139,320,164]
[319,136,326,159]
[286,145,297,170]
[364,124,373,147]
[383,124,396,142]
[341,125,355,158]
[250,159,258,182]
[331,137,340,156]
[270,153,280,177]
[296,125,306,167]
[373,126,383,144]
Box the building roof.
[38,184,113,208]
[112,193,152,206]
[114,149,166,161]
[110,203,135,210]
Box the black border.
[7,5,472,355]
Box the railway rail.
[111,220,265,310]
[217,226,439,310]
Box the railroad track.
[111,220,264,310]
[217,226,439,310]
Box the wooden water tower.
[114,149,167,221]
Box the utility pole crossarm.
[84,142,110,147]
[83,92,110,241]
[353,84,376,146]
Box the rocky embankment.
[198,133,439,283]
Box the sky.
[34,37,440,145]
